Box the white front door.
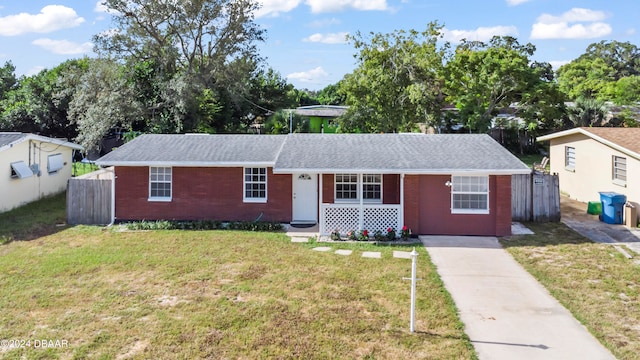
[292,173,318,223]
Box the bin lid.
[599,192,626,202]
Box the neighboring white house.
[0,133,83,213]
[537,127,640,210]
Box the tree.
[583,40,640,80]
[339,22,447,132]
[0,59,88,139]
[315,82,345,105]
[0,61,17,100]
[605,76,640,105]
[445,36,562,133]
[556,57,614,100]
[568,97,608,127]
[67,58,142,151]
[95,0,264,89]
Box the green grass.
[516,153,545,168]
[501,222,640,360]
[0,192,68,244]
[0,197,475,359]
[72,162,99,177]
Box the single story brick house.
[95,133,530,236]
[1,132,83,213]
[537,127,640,212]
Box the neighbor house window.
[612,156,627,185]
[565,146,575,170]
[149,167,172,201]
[47,153,64,175]
[451,176,489,214]
[335,174,382,202]
[244,167,267,202]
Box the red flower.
[387,227,392,232]
[402,225,408,231]
[363,230,369,236]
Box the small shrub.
[373,230,385,242]
[357,229,369,241]
[125,220,279,232]
[330,229,341,241]
[346,230,357,241]
[386,227,396,241]
[401,225,411,240]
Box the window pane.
[244,167,267,200]
[149,167,172,199]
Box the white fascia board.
[25,134,83,150]
[538,128,640,161]
[96,161,275,167]
[273,168,531,175]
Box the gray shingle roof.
[96,134,287,166]
[0,133,28,148]
[275,133,529,174]
[96,133,530,174]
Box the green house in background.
[292,105,348,133]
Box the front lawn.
[0,215,474,358]
[501,222,640,360]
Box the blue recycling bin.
[599,192,626,224]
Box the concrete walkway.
[421,235,615,360]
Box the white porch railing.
[320,203,402,235]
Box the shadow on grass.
[0,192,71,244]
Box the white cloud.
[0,5,85,36]
[32,38,94,55]
[530,8,612,39]
[94,1,109,13]
[303,32,349,44]
[256,0,302,18]
[26,66,45,76]
[506,0,532,6]
[308,18,341,28]
[442,26,518,43]
[549,60,570,69]
[287,66,329,83]
[305,0,388,13]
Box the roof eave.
[538,128,640,161]
[273,168,531,175]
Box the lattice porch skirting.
[320,204,401,235]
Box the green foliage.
[568,97,608,127]
[315,82,345,105]
[262,110,308,134]
[339,22,448,133]
[445,36,563,133]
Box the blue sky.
[0,0,638,90]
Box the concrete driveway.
[421,235,615,360]
[561,195,640,255]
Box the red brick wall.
[322,174,334,203]
[404,175,512,236]
[114,167,291,222]
[383,174,400,204]
[494,175,512,236]
[403,175,420,233]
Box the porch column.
[319,173,324,234]
[399,173,405,231]
[359,173,364,230]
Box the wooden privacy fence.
[66,168,113,225]
[512,172,560,222]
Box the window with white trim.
[362,174,382,202]
[244,167,267,202]
[451,176,489,214]
[149,167,172,201]
[335,174,382,202]
[565,146,575,170]
[613,156,626,184]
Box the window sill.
[612,179,627,188]
[564,166,575,172]
[148,197,172,202]
[451,209,490,215]
[244,198,267,204]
